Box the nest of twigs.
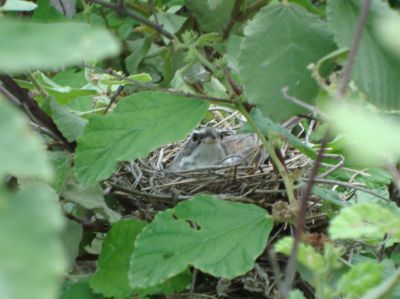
[104,109,333,298]
[107,109,314,215]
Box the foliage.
[2,0,400,298]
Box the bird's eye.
[192,133,199,142]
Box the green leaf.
[62,218,83,271]
[15,78,95,106]
[50,99,88,142]
[0,0,37,11]
[125,38,152,74]
[239,108,316,158]
[74,91,208,184]
[275,237,325,273]
[61,179,121,222]
[52,69,87,89]
[376,13,400,60]
[289,289,307,299]
[336,263,383,299]
[136,270,192,297]
[0,98,53,181]
[151,13,186,34]
[90,219,146,299]
[90,218,191,298]
[0,184,65,299]
[61,279,105,299]
[312,186,348,208]
[186,0,234,32]
[129,195,273,288]
[329,203,400,241]
[239,3,336,121]
[0,18,120,74]
[361,269,400,299]
[31,0,66,22]
[328,103,400,165]
[327,0,400,110]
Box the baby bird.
[171,127,228,170]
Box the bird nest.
[107,109,313,215]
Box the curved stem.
[235,102,296,205]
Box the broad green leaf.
[289,289,307,299]
[74,91,208,184]
[312,186,348,208]
[288,0,325,17]
[129,195,273,288]
[0,184,65,299]
[336,263,383,299]
[275,237,325,273]
[62,218,83,271]
[48,151,70,192]
[90,220,146,299]
[52,69,87,89]
[376,13,400,59]
[50,99,88,142]
[0,0,37,11]
[60,280,105,299]
[356,168,392,189]
[239,3,336,121]
[0,18,120,74]
[0,98,52,181]
[328,103,400,165]
[239,108,316,158]
[136,270,192,297]
[186,0,234,32]
[360,269,400,299]
[226,35,243,72]
[151,13,186,34]
[125,38,152,74]
[15,79,95,106]
[61,179,121,222]
[329,203,400,241]
[327,0,400,110]
[90,219,191,298]
[31,0,66,22]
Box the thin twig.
[104,85,124,114]
[308,178,389,201]
[238,0,270,21]
[88,0,174,40]
[281,135,329,298]
[222,0,242,40]
[337,0,372,97]
[236,102,297,205]
[148,0,159,25]
[86,65,233,106]
[0,84,22,107]
[282,87,328,118]
[0,75,76,152]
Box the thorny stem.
[280,0,372,297]
[281,135,329,298]
[235,102,297,205]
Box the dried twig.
[88,0,174,40]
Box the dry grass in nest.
[107,109,315,215]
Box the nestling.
[170,127,228,170]
[170,127,263,171]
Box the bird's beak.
[203,136,218,144]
